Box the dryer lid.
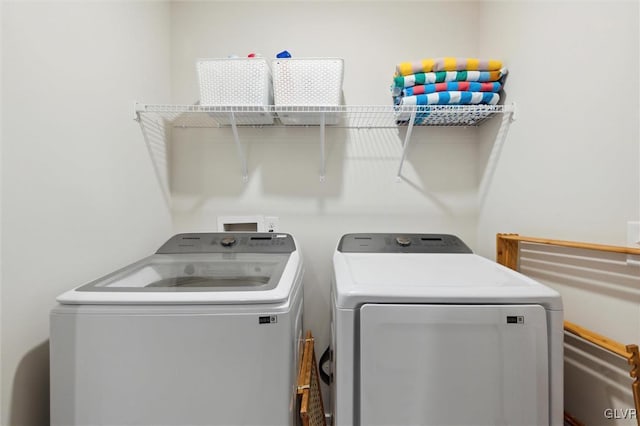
[333,252,562,310]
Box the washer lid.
[333,252,562,310]
[56,233,302,305]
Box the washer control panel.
[337,233,472,253]
[156,233,296,254]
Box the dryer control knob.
[395,236,411,247]
[220,236,237,247]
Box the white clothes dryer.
[50,232,304,426]
[330,233,563,426]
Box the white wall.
[2,0,638,423]
[1,2,172,425]
[477,0,640,256]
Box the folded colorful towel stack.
[392,57,507,108]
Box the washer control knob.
[220,236,236,247]
[395,236,411,247]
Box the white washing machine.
[330,233,563,426]
[50,232,304,426]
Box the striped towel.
[403,81,501,97]
[393,69,506,90]
[396,57,503,76]
[398,92,500,106]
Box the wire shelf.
[133,102,515,198]
[135,104,513,129]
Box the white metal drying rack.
[134,103,516,201]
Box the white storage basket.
[197,58,274,125]
[272,58,344,125]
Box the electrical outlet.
[265,216,279,233]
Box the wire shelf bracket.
[229,111,249,182]
[395,103,516,180]
[319,112,326,182]
[395,108,417,181]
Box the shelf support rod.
[320,112,326,182]
[478,103,516,208]
[396,108,417,180]
[136,114,172,209]
[229,111,249,182]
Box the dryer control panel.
[156,233,296,254]
[337,233,472,253]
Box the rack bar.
[565,320,635,360]
[497,233,640,256]
[496,233,640,426]
[563,411,584,426]
[564,322,640,426]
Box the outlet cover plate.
[265,216,279,233]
